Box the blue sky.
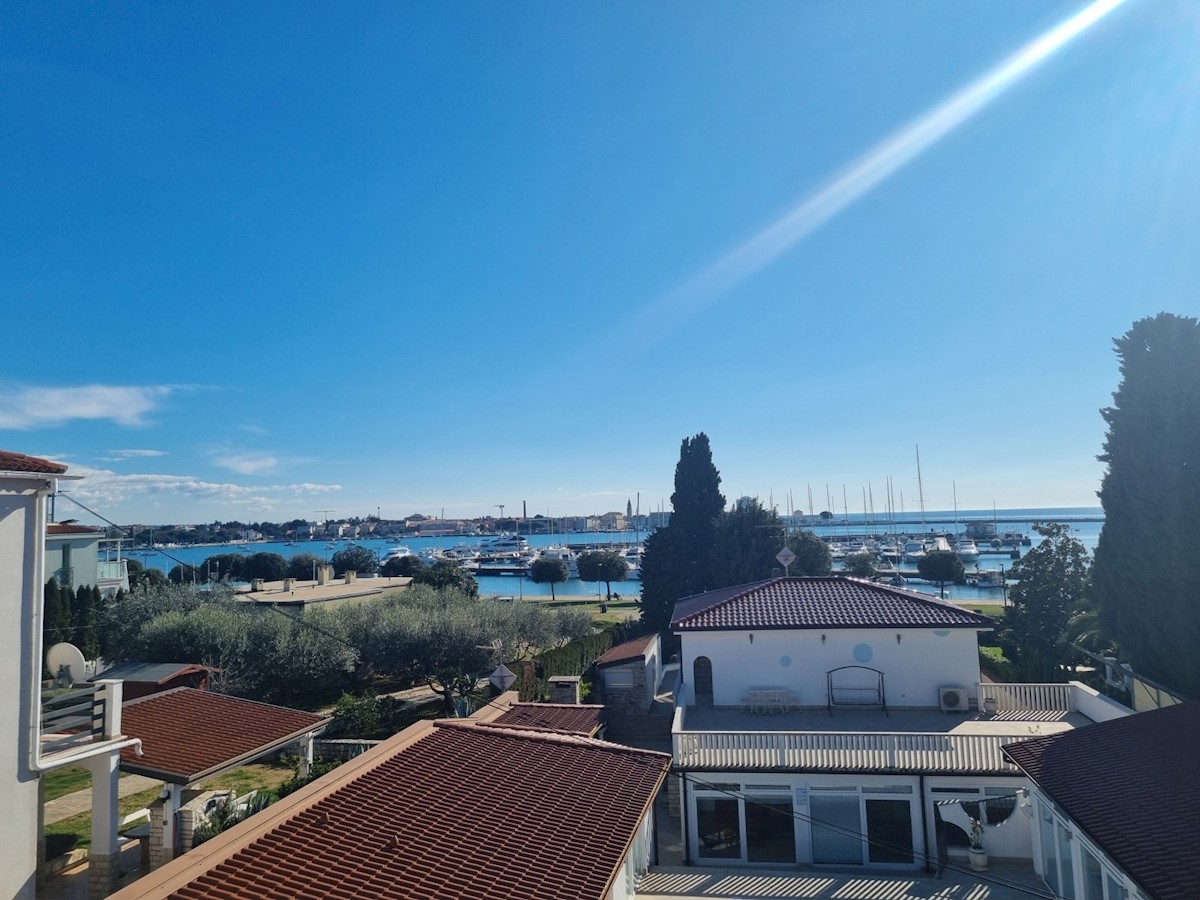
[4,0,1198,524]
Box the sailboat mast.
[915,445,927,529]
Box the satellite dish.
[46,642,87,686]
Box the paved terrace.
[234,575,412,607]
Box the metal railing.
[672,729,1024,773]
[39,679,124,766]
[40,684,105,756]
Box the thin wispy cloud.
[0,384,175,430]
[629,0,1131,347]
[102,449,168,461]
[64,464,341,515]
[212,452,281,475]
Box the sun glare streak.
[631,0,1131,342]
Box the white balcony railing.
[672,729,1024,773]
[978,682,1076,712]
[39,679,129,768]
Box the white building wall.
[643,639,660,706]
[680,770,1033,871]
[1,474,54,900]
[44,534,100,590]
[606,806,654,900]
[680,627,983,709]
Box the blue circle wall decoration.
[853,643,873,663]
[780,655,792,667]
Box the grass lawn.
[43,766,137,802]
[956,601,1006,615]
[196,762,296,796]
[43,766,94,803]
[45,785,164,853]
[514,592,641,626]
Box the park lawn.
[45,784,164,853]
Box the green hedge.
[514,622,643,701]
[979,646,1018,683]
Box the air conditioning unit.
[939,687,970,712]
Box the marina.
[123,507,1102,602]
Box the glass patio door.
[865,799,914,864]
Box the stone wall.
[599,662,651,715]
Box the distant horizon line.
[90,504,1104,529]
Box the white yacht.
[954,538,981,565]
[380,545,414,566]
[477,535,532,556]
[535,546,579,578]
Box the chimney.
[317,565,333,585]
[548,675,582,705]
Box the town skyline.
[6,0,1196,523]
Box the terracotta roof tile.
[47,523,102,535]
[672,576,995,631]
[1003,703,1200,900]
[488,702,605,736]
[0,449,68,474]
[120,688,328,783]
[595,634,657,667]
[162,721,669,900]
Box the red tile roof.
[1003,703,1200,900]
[672,576,996,631]
[120,688,329,784]
[123,719,669,900]
[595,634,657,667]
[0,449,68,474]
[47,523,102,535]
[487,702,606,736]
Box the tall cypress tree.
[639,433,725,633]
[1092,312,1200,697]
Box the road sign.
[776,546,797,569]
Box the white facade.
[606,805,655,900]
[682,769,1034,870]
[1,467,57,900]
[669,582,1132,875]
[680,626,983,710]
[44,529,102,591]
[1030,790,1150,900]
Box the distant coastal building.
[600,511,627,531]
[647,510,671,529]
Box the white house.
[669,576,1132,873]
[1,450,141,899]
